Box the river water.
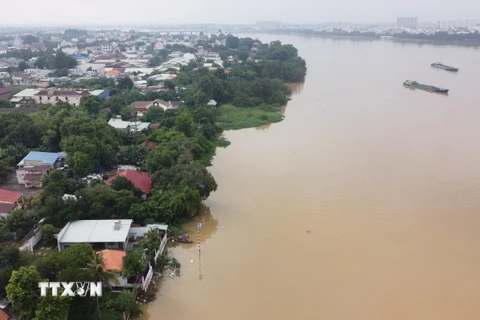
[140,35,480,320]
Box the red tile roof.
[0,203,16,214]
[106,170,152,194]
[0,87,17,99]
[0,308,11,320]
[0,189,22,203]
[24,173,43,181]
[100,249,126,273]
[139,141,157,150]
[106,70,120,77]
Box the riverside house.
[56,219,168,291]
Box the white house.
[57,219,134,252]
[108,116,152,132]
[129,99,180,117]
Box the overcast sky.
[2,0,478,26]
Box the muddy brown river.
[140,35,480,320]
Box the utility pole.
[196,222,202,253]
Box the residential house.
[100,249,128,286]
[139,141,157,150]
[128,99,179,117]
[0,189,23,216]
[108,116,130,130]
[16,165,51,188]
[108,116,151,132]
[57,219,134,252]
[10,88,40,105]
[17,151,67,168]
[105,69,120,79]
[33,89,91,106]
[106,169,152,196]
[16,151,66,187]
[76,63,105,74]
[90,89,110,99]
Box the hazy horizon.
[2,0,479,27]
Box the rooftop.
[100,249,126,273]
[108,117,130,129]
[57,219,133,244]
[13,88,40,98]
[17,151,67,166]
[0,203,16,214]
[0,308,11,320]
[106,170,152,194]
[0,189,22,203]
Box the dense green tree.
[110,290,136,314]
[237,50,249,61]
[174,111,195,137]
[117,77,134,90]
[0,112,42,148]
[107,94,127,115]
[139,229,161,262]
[1,209,36,237]
[0,100,11,108]
[80,95,104,115]
[34,294,70,320]
[153,162,217,199]
[6,266,43,319]
[53,50,78,69]
[0,246,22,294]
[0,160,10,183]
[118,145,148,166]
[18,61,29,71]
[122,249,144,278]
[67,151,94,177]
[164,79,175,90]
[60,116,121,171]
[225,35,240,49]
[40,224,60,242]
[142,105,164,122]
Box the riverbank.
[216,104,284,130]
[245,30,480,47]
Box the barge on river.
[431,62,459,72]
[403,80,449,94]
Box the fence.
[153,232,168,262]
[141,263,154,292]
[19,227,42,252]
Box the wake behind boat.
[431,62,459,72]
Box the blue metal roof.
[23,151,67,164]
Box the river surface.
[140,35,480,320]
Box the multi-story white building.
[397,17,418,29]
[33,89,91,106]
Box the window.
[47,96,50,100]
[65,97,68,101]
[39,96,42,101]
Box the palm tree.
[0,215,12,232]
[87,250,120,320]
[139,229,161,262]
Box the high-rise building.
[397,17,418,29]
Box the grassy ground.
[216,104,284,130]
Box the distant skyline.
[2,0,479,27]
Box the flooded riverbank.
[140,35,480,320]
